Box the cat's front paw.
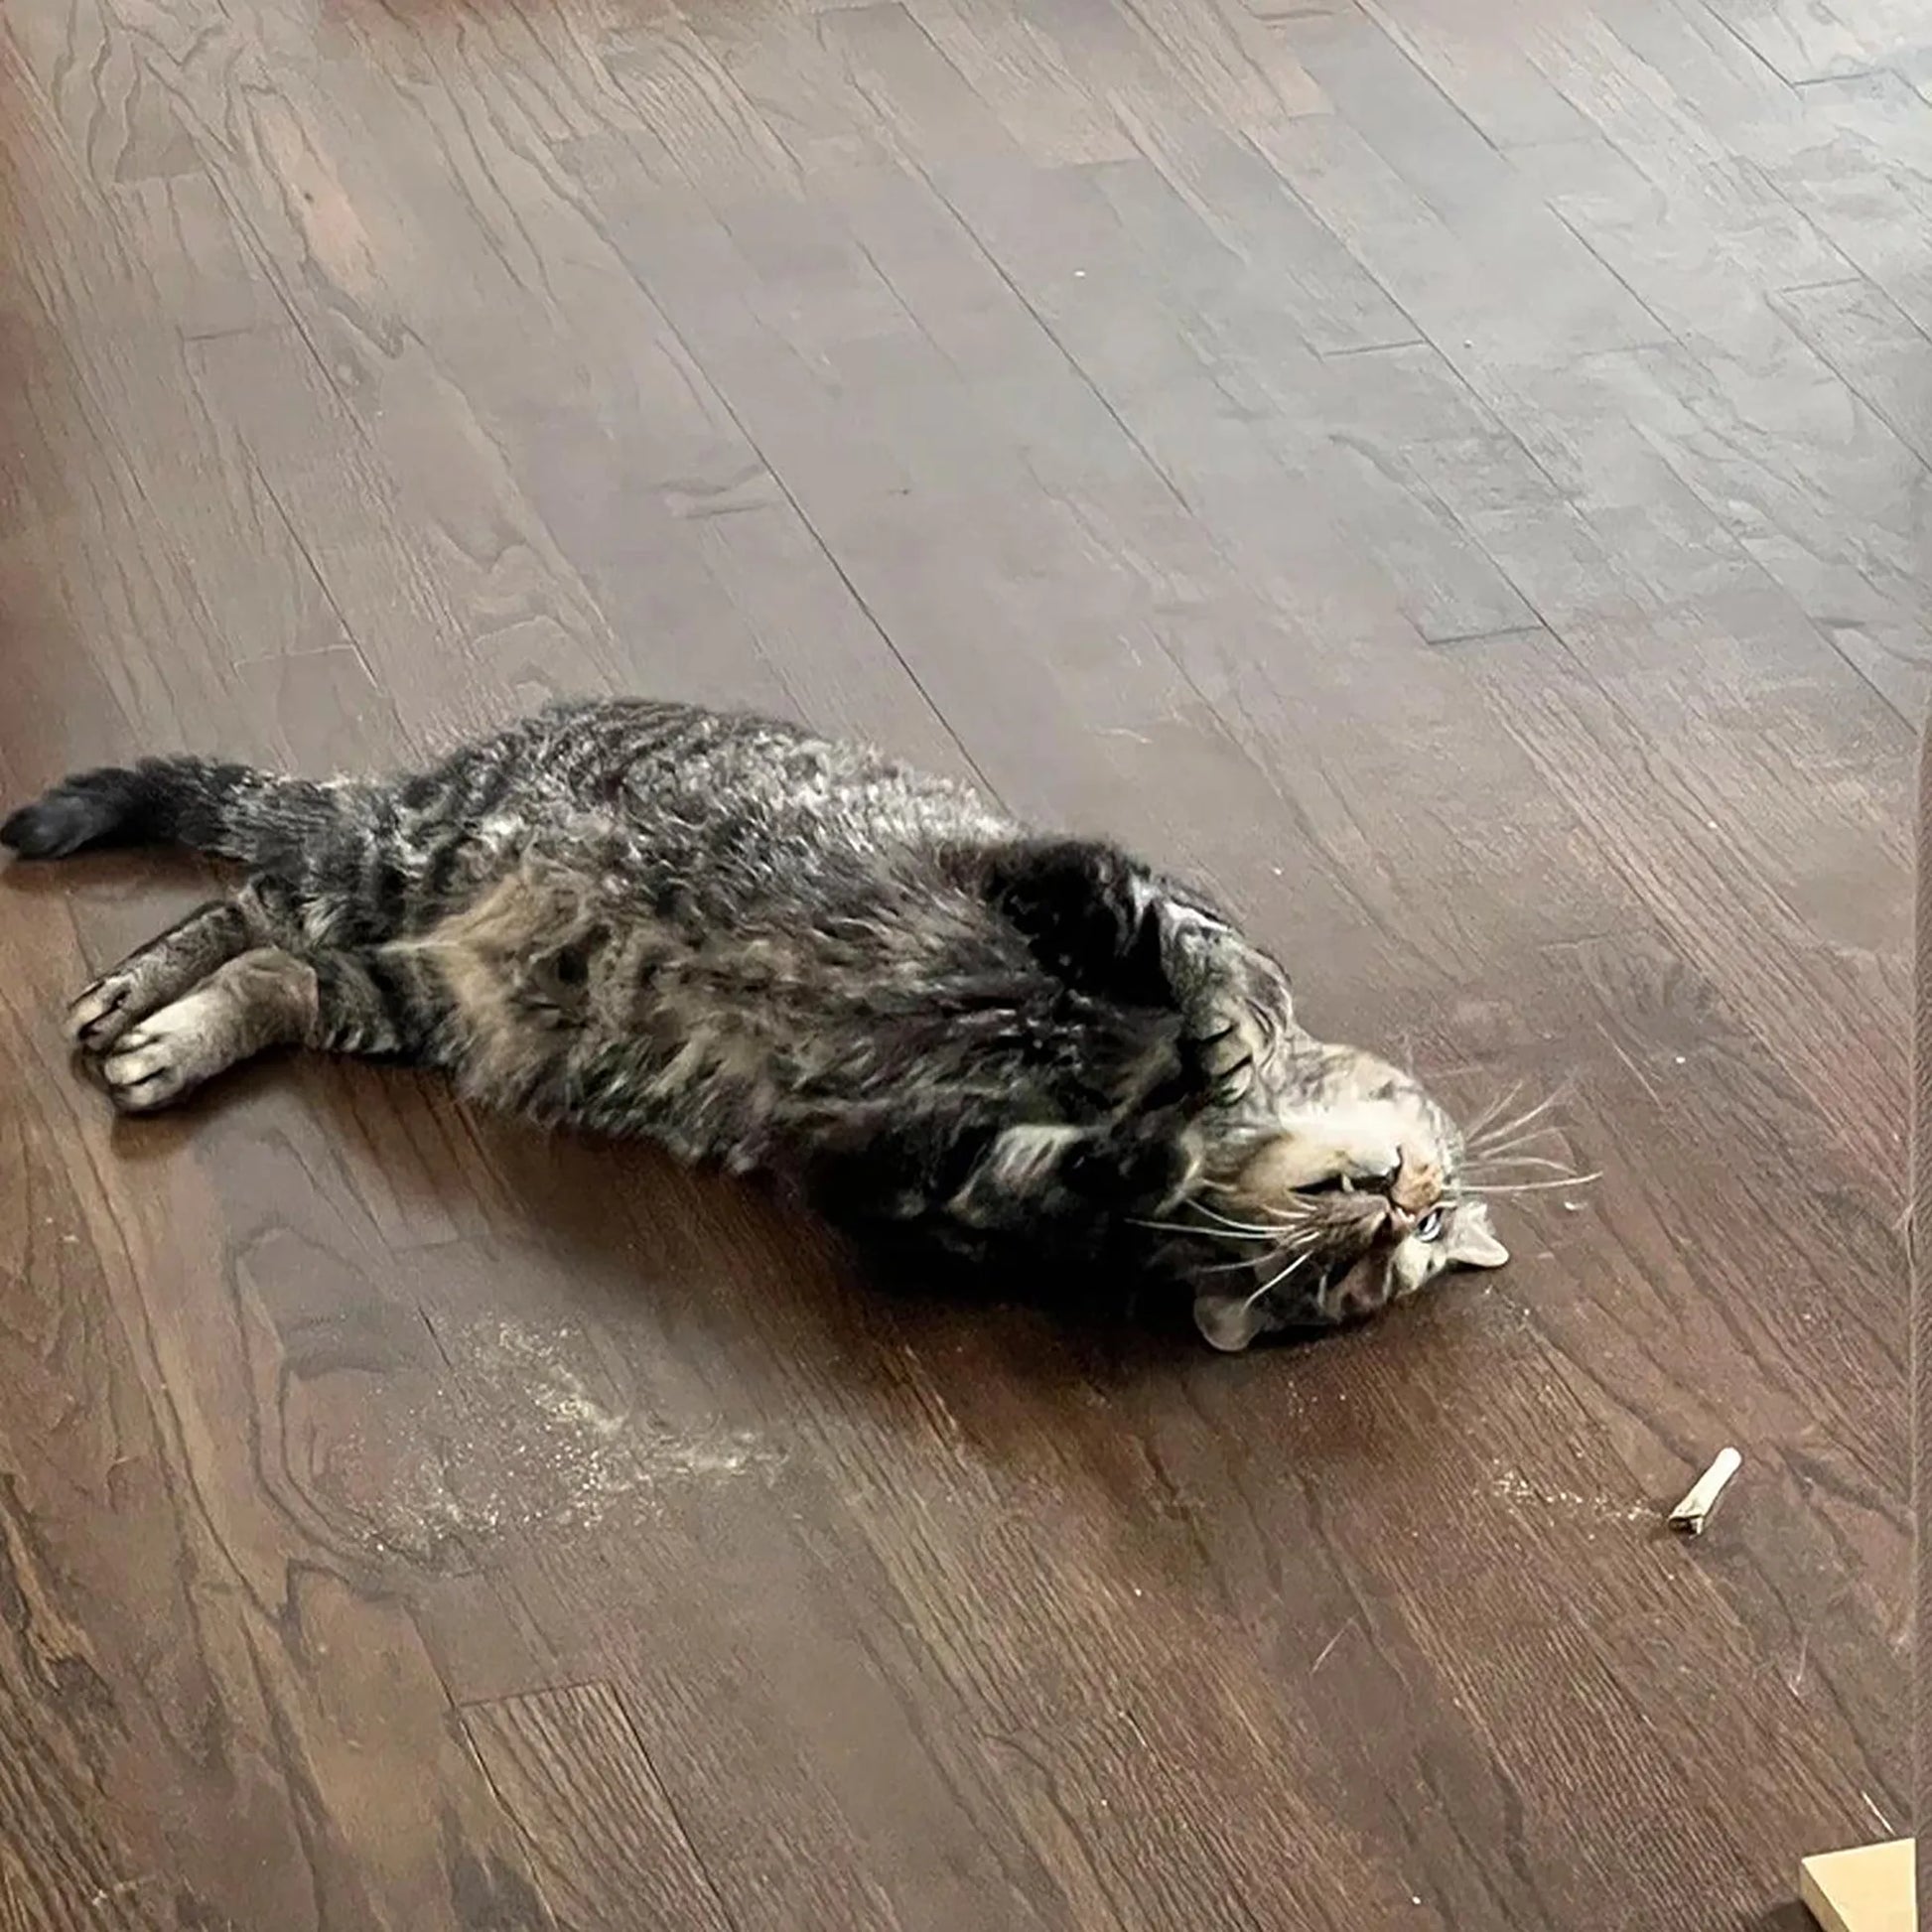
[1157,906,1293,1108]
[1181,957,1291,1107]
[68,972,144,1052]
[1184,1007,1267,1106]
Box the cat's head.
[1169,1043,1510,1351]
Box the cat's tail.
[1,757,357,874]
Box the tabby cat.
[1,698,1508,1349]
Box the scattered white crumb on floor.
[340,1313,783,1558]
[1489,1463,1650,1525]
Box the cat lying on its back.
[1,698,1508,1350]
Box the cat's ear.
[1192,1289,1272,1353]
[1447,1200,1508,1270]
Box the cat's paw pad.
[98,998,223,1112]
[68,974,140,1052]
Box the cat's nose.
[1390,1152,1443,1215]
[1359,1150,1401,1192]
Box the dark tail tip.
[0,769,145,860]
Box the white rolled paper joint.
[1668,1447,1741,1536]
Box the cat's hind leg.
[97,947,317,1111]
[96,943,449,1112]
[68,895,270,1052]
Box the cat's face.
[1179,1045,1509,1351]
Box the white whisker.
[1241,1250,1313,1311]
[1128,1217,1280,1243]
[1460,1080,1526,1138]
[1462,1156,1578,1178]
[1191,1200,1300,1237]
[1468,1172,1602,1196]
[1266,1205,1318,1228]
[1198,1250,1287,1274]
[1208,1226,1322,1265]
[1467,1125,1567,1165]
[1470,1112,1566,1146]
[1468,1087,1570,1151]
[1470,1086,1563,1136]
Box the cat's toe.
[100,1026,193,1112]
[1187,1017,1244,1069]
[1212,1058,1255,1105]
[68,975,137,1051]
[1186,1015,1260,1104]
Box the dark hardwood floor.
[0,0,1923,1924]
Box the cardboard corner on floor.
[1799,1839,1915,1932]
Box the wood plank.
[464,1683,736,1932]
[0,0,1918,1922]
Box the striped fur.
[3,698,1506,1347]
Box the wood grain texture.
[464,1682,732,1932]
[0,0,1923,1923]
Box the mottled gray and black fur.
[2,698,1510,1349]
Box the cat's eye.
[1415,1207,1445,1243]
